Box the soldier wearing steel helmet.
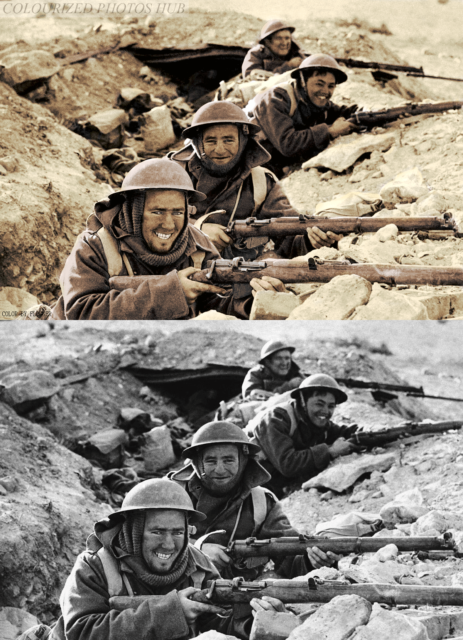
[50,158,240,320]
[46,478,242,640]
[245,374,358,498]
[168,421,338,581]
[249,53,359,179]
[242,340,304,400]
[242,20,308,80]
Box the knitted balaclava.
[116,510,196,587]
[191,124,249,177]
[118,190,195,267]
[191,444,249,496]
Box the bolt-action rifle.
[109,576,463,609]
[336,379,463,404]
[225,213,459,239]
[337,58,463,84]
[348,100,463,129]
[349,420,463,448]
[227,533,457,560]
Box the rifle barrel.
[194,579,463,607]
[228,216,453,239]
[352,421,463,447]
[230,535,453,558]
[189,260,463,287]
[350,101,463,127]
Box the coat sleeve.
[256,408,332,479]
[242,366,266,398]
[59,552,190,640]
[253,89,332,160]
[242,46,266,78]
[52,233,190,320]
[257,178,299,219]
[257,496,312,578]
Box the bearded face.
[195,443,245,495]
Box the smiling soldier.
[50,158,232,320]
[248,54,359,179]
[245,375,358,498]
[242,340,304,399]
[242,20,307,79]
[169,421,338,581]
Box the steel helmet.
[182,101,261,139]
[117,158,206,202]
[259,340,295,364]
[291,373,348,403]
[290,54,348,84]
[259,19,295,43]
[110,478,206,522]
[182,420,261,459]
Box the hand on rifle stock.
[307,227,343,250]
[202,223,232,251]
[250,596,286,615]
[328,437,356,458]
[201,543,231,570]
[179,267,228,305]
[178,587,228,623]
[250,276,287,296]
[328,117,359,138]
[306,546,340,570]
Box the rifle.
[336,58,463,84]
[109,577,463,608]
[336,378,463,404]
[185,257,463,287]
[348,100,463,129]
[349,420,463,448]
[226,214,459,239]
[227,533,457,560]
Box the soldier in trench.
[242,19,308,80]
[248,54,360,178]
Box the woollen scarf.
[117,511,196,587]
[118,191,196,268]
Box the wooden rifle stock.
[348,100,463,128]
[226,214,457,239]
[188,258,463,287]
[228,534,457,559]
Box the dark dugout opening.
[128,44,249,104]
[128,364,248,426]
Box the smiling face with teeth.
[142,189,186,254]
[304,71,337,109]
[142,509,186,574]
[303,391,337,429]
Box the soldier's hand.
[178,267,227,305]
[306,546,340,569]
[288,56,303,68]
[178,587,228,623]
[328,117,359,138]
[288,376,304,388]
[307,227,343,250]
[201,543,231,570]
[250,69,274,81]
[250,596,286,614]
[202,223,232,251]
[249,389,274,400]
[250,276,287,296]
[328,437,355,458]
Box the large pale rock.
[196,632,240,640]
[401,291,450,320]
[374,543,399,562]
[351,288,429,320]
[380,168,429,206]
[194,310,240,320]
[0,287,39,320]
[374,224,399,242]
[250,291,300,320]
[380,488,427,525]
[350,558,412,584]
[291,246,343,262]
[142,425,176,472]
[314,192,382,218]
[83,109,128,149]
[410,510,463,536]
[288,595,371,640]
[287,275,372,320]
[0,607,39,640]
[0,370,60,413]
[351,604,429,640]
[0,50,60,92]
[302,132,395,173]
[414,191,447,215]
[250,611,301,640]
[142,105,176,152]
[302,452,397,493]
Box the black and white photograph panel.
[1,0,463,320]
[1,320,463,639]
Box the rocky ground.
[1,4,463,318]
[0,323,463,638]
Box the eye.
[173,211,184,216]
